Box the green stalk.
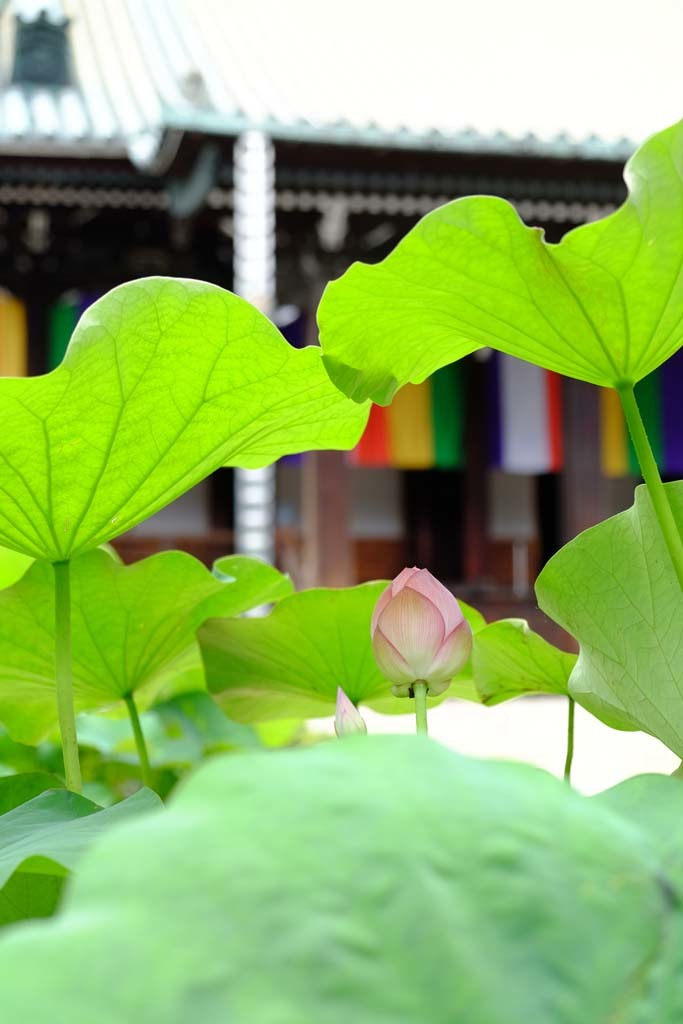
[124,693,153,789]
[563,697,575,784]
[618,383,683,590]
[413,681,428,736]
[53,560,82,793]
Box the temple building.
[0,0,678,630]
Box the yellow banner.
[600,387,628,477]
[0,295,28,377]
[387,381,435,469]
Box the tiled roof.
[0,0,680,168]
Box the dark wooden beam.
[561,379,609,542]
[301,449,354,587]
[463,358,489,584]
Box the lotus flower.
[334,687,367,737]
[371,567,472,697]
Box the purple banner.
[662,348,683,476]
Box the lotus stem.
[124,693,153,789]
[53,560,82,793]
[563,697,575,784]
[413,681,428,736]
[617,383,683,591]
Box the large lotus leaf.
[0,726,42,775]
[0,773,65,814]
[209,554,292,610]
[536,482,683,752]
[0,547,292,744]
[472,618,575,704]
[319,120,683,403]
[0,277,368,560]
[200,583,484,721]
[0,786,160,929]
[149,691,261,763]
[0,736,673,1021]
[0,786,160,889]
[0,871,62,928]
[0,546,32,590]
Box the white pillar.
[232,131,277,565]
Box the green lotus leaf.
[199,583,484,721]
[0,548,292,744]
[0,786,160,889]
[0,773,65,815]
[150,691,261,763]
[0,786,160,927]
[193,554,293,614]
[0,727,41,775]
[0,277,368,560]
[76,692,261,769]
[472,618,575,704]
[0,545,32,590]
[536,483,683,753]
[0,737,673,1021]
[0,871,63,928]
[319,120,683,402]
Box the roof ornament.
[179,69,210,109]
[11,8,72,88]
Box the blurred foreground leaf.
[0,737,674,1021]
[595,774,683,1021]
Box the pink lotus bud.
[335,687,367,737]
[371,567,472,697]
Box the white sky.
[215,0,683,145]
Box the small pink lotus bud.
[371,567,472,697]
[335,687,367,737]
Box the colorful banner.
[432,363,465,468]
[600,351,683,478]
[0,294,28,377]
[353,404,391,466]
[488,353,563,474]
[353,363,466,470]
[662,349,683,476]
[48,292,99,370]
[387,381,434,469]
[48,296,79,370]
[600,388,628,478]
